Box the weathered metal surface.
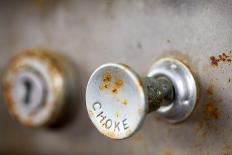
[86,63,147,139]
[0,0,232,154]
[2,49,78,128]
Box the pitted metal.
[157,76,175,106]
[142,76,175,112]
[2,49,77,128]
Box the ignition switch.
[2,49,78,128]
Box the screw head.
[86,63,147,139]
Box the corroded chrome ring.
[148,58,198,123]
[2,49,73,128]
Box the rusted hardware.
[86,58,198,139]
[2,49,78,128]
[142,76,174,112]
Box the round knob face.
[2,50,67,127]
[86,63,147,139]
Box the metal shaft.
[142,76,175,112]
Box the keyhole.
[23,79,33,105]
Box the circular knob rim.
[86,63,147,139]
[148,57,198,123]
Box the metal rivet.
[86,57,198,139]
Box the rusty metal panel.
[0,0,232,154]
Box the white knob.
[86,58,198,139]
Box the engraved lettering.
[93,102,102,111]
[92,101,130,132]
[97,111,106,123]
[122,119,129,130]
[105,119,113,129]
[114,121,120,132]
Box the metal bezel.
[2,50,66,127]
[148,58,198,123]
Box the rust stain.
[99,82,111,90]
[3,81,17,117]
[112,88,118,93]
[195,119,220,138]
[111,79,124,94]
[121,99,128,106]
[47,58,65,112]
[221,142,232,155]
[204,101,219,120]
[99,72,124,95]
[210,52,232,67]
[32,0,57,15]
[32,0,48,8]
[223,143,232,150]
[115,79,123,86]
[197,99,221,137]
[99,72,112,90]
[103,72,112,82]
[210,56,219,66]
[121,64,131,70]
[195,83,222,138]
[164,151,173,155]
[206,84,213,96]
[204,84,219,121]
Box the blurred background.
[0,0,232,154]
